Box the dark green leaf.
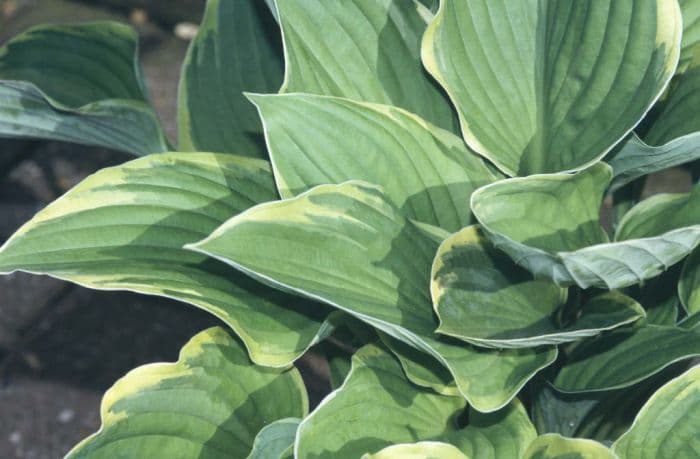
[178,0,283,157]
[554,325,700,392]
[276,0,456,131]
[0,22,168,155]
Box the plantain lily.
[1,0,699,457]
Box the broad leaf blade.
[533,367,685,443]
[295,344,466,458]
[0,153,330,367]
[66,327,308,458]
[615,184,700,241]
[276,0,456,131]
[178,0,283,157]
[472,163,700,289]
[523,434,616,459]
[472,163,610,285]
[609,11,700,187]
[608,133,700,191]
[678,311,700,329]
[554,324,700,392]
[680,248,700,314]
[379,332,459,397]
[445,401,537,459]
[247,417,300,459]
[627,266,681,326]
[250,93,499,231]
[190,182,557,412]
[679,0,700,73]
[264,0,279,22]
[422,0,681,175]
[296,344,536,459]
[613,365,700,459]
[362,442,468,459]
[432,226,643,348]
[0,22,168,155]
[644,46,700,146]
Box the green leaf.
[523,434,617,459]
[641,295,679,325]
[295,344,467,458]
[680,249,700,314]
[627,265,681,326]
[276,0,456,131]
[445,401,537,459]
[554,324,700,392]
[432,226,643,348]
[679,0,700,73]
[613,365,700,459]
[608,133,700,191]
[66,327,308,459]
[0,22,168,155]
[178,0,282,157]
[0,153,331,367]
[190,181,557,412]
[533,385,599,440]
[678,311,700,329]
[533,367,684,443]
[250,93,499,232]
[422,0,681,176]
[418,0,440,13]
[247,418,300,459]
[296,344,536,459]
[379,332,459,397]
[362,442,469,459]
[609,13,700,186]
[644,47,700,146]
[472,163,700,289]
[615,184,700,240]
[328,354,352,390]
[264,0,279,22]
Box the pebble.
[8,431,21,445]
[57,409,75,424]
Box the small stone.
[174,22,199,40]
[57,408,75,424]
[8,431,21,445]
[21,352,42,371]
[130,7,148,25]
[7,160,55,203]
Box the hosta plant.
[2,0,700,457]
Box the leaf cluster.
[1,1,700,458]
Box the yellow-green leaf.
[250,93,499,232]
[422,0,681,175]
[66,327,307,459]
[178,0,282,157]
[277,0,456,131]
[613,365,700,459]
[0,153,331,367]
[190,181,557,412]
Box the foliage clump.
[1,1,700,457]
